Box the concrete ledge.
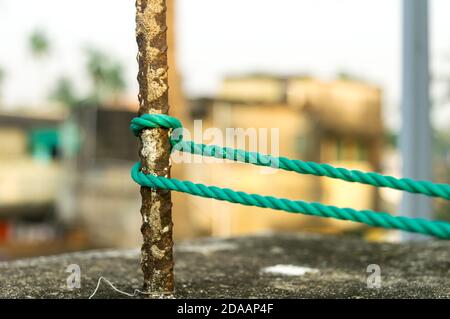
[0,233,449,298]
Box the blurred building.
[0,0,192,256]
[185,75,383,236]
[0,75,384,259]
[57,104,140,248]
[0,108,85,258]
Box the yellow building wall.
[173,77,382,238]
[182,104,323,237]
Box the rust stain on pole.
[135,0,174,294]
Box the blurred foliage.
[434,57,450,221]
[336,71,365,82]
[433,130,450,222]
[49,77,80,108]
[84,47,126,104]
[49,47,126,108]
[28,29,50,58]
[384,130,397,148]
[434,130,450,162]
[383,128,449,222]
[0,66,4,87]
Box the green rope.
[131,114,450,200]
[131,163,450,239]
[130,114,450,239]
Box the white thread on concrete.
[89,276,147,299]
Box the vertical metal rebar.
[135,0,174,294]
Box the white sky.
[0,0,449,130]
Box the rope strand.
[131,163,450,239]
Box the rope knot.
[130,114,184,146]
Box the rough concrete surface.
[0,233,449,298]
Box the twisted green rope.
[131,163,450,239]
[130,114,450,239]
[131,114,450,200]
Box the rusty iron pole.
[135,0,174,294]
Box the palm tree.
[84,47,126,104]
[28,29,50,58]
[49,76,79,108]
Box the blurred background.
[0,0,449,260]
